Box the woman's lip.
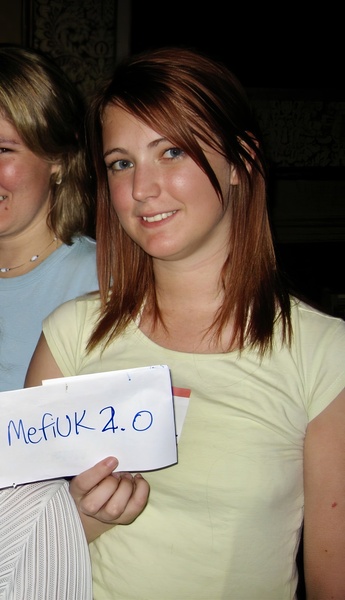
[141,210,177,223]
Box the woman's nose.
[132,164,160,201]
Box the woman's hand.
[69,456,150,542]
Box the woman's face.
[102,105,237,265]
[0,115,59,238]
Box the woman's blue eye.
[164,147,184,159]
[111,159,133,171]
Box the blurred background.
[1,0,344,318]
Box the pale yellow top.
[44,295,345,600]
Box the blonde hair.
[0,45,95,242]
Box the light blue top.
[0,235,98,391]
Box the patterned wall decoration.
[250,91,345,169]
[24,0,119,100]
[249,90,345,243]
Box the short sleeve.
[43,294,100,376]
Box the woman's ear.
[236,133,259,177]
[51,163,63,185]
[230,165,239,185]
[228,133,259,186]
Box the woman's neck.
[153,251,225,310]
[139,254,234,353]
[0,226,60,278]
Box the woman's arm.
[303,387,345,599]
[25,332,64,385]
[25,333,150,543]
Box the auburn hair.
[86,46,291,354]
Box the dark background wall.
[130,2,345,320]
[1,0,344,318]
[131,2,342,92]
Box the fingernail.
[104,456,118,469]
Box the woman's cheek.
[109,181,132,214]
[0,162,20,187]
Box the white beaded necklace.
[0,237,57,273]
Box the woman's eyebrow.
[103,137,169,159]
[103,146,127,159]
[0,137,20,145]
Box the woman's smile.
[141,210,177,223]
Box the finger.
[118,473,150,524]
[98,473,150,524]
[101,474,140,522]
[79,472,126,518]
[81,473,150,524]
[69,456,118,500]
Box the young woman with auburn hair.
[26,47,345,600]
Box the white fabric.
[43,295,345,600]
[0,480,92,600]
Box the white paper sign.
[0,365,177,489]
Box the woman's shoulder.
[44,236,96,270]
[45,291,101,326]
[70,235,96,256]
[291,297,345,327]
[290,296,345,348]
